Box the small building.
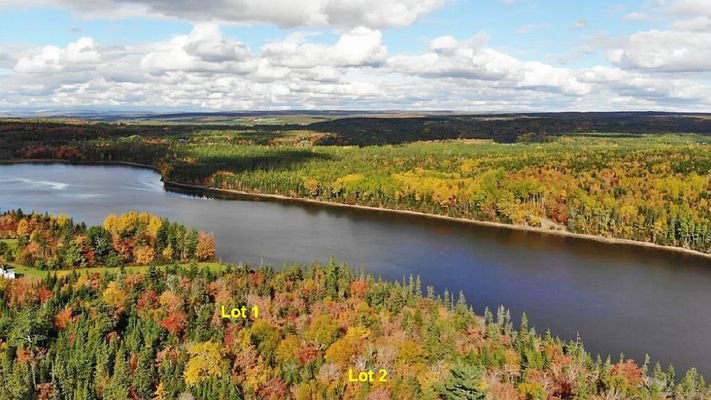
[0,265,16,279]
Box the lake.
[2,163,710,377]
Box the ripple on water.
[12,177,69,190]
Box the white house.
[0,265,16,279]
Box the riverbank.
[165,180,711,262]
[2,159,710,262]
[0,158,160,171]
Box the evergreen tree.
[104,348,130,400]
[438,364,487,400]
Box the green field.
[2,228,224,278]
[9,262,225,279]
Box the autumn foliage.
[0,261,706,400]
[0,210,216,269]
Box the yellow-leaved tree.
[324,326,370,366]
[196,232,216,261]
[56,213,71,228]
[133,246,155,265]
[16,219,29,238]
[102,282,127,311]
[183,341,225,386]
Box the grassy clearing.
[10,262,227,279]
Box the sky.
[0,0,710,112]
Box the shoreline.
[3,158,711,262]
[166,180,711,262]
[0,158,161,171]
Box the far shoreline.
[3,158,711,262]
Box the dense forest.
[179,136,711,254]
[0,211,216,270]
[1,118,710,255]
[0,259,708,399]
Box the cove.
[1,163,710,377]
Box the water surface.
[2,163,710,376]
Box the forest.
[1,117,708,255]
[0,256,708,399]
[0,211,216,270]
[173,135,711,253]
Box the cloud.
[669,16,711,31]
[140,23,386,78]
[665,0,711,17]
[597,0,711,73]
[388,35,591,96]
[608,29,711,73]
[15,37,101,73]
[140,23,251,74]
[623,0,711,23]
[623,12,650,21]
[1,0,444,29]
[261,27,386,68]
[571,19,588,29]
[579,66,711,103]
[2,25,390,109]
[3,18,711,112]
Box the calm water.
[2,163,710,376]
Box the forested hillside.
[181,136,710,254]
[0,260,708,400]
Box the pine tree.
[438,364,487,400]
[104,348,130,400]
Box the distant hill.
[307,112,711,144]
[2,111,711,145]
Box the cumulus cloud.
[261,27,386,68]
[601,0,711,73]
[1,0,444,29]
[4,2,711,113]
[1,24,391,109]
[140,23,250,74]
[608,30,711,73]
[15,38,101,73]
[669,16,711,31]
[138,24,386,78]
[665,0,711,17]
[579,66,711,102]
[388,35,591,96]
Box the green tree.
[439,364,488,400]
